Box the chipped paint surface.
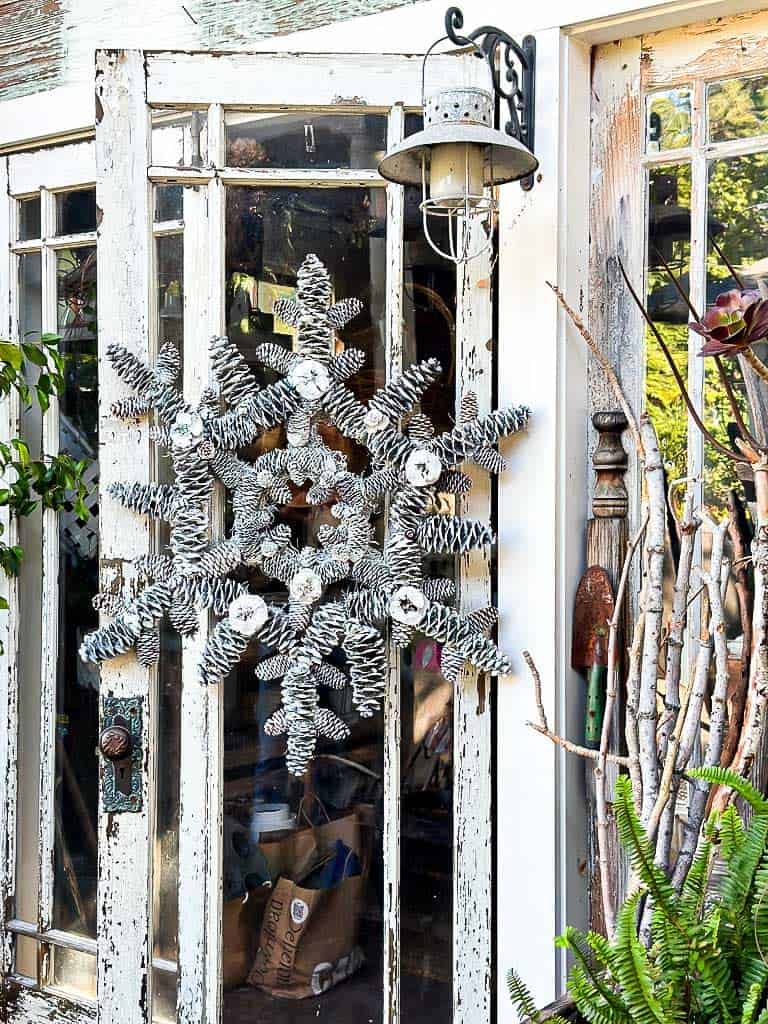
[0,1,64,101]
[0,0,421,103]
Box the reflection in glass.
[153,225,184,1000]
[645,163,691,484]
[15,936,37,980]
[152,109,208,168]
[704,153,768,514]
[646,89,692,152]
[50,946,97,1000]
[18,197,41,240]
[16,253,44,935]
[56,189,97,235]
[645,164,690,635]
[400,185,456,1020]
[708,75,768,143]
[153,966,178,1024]
[225,112,388,170]
[221,185,386,1021]
[52,245,99,938]
[155,184,184,223]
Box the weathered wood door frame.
[93,46,495,1024]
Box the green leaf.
[0,341,23,371]
[21,343,47,367]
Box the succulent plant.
[690,288,768,356]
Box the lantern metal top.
[377,87,538,188]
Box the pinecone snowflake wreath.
[81,254,530,775]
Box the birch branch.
[625,601,645,808]
[672,516,729,890]
[658,485,700,766]
[596,513,649,937]
[546,282,644,460]
[638,416,666,824]
[524,651,630,767]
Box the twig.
[546,282,644,460]
[658,485,700,764]
[523,650,630,767]
[596,512,649,937]
[720,489,753,770]
[625,600,646,808]
[638,417,666,824]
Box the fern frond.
[689,766,768,816]
[614,776,678,924]
[741,980,767,1024]
[556,927,628,1020]
[568,965,629,1024]
[612,893,666,1024]
[721,804,747,864]
[680,838,712,924]
[506,969,539,1023]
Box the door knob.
[99,724,132,761]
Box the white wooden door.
[93,47,495,1024]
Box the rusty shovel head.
[572,566,614,669]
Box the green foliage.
[0,336,90,623]
[509,769,768,1024]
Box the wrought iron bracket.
[444,6,536,190]
[100,696,143,813]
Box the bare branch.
[546,282,644,460]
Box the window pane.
[155,184,184,223]
[705,152,768,505]
[153,966,178,1023]
[708,74,768,143]
[50,946,97,1000]
[399,184,456,1020]
[56,189,97,235]
[646,163,691,483]
[646,89,692,153]
[221,185,386,1020]
[225,112,388,170]
[152,109,208,168]
[15,253,43,930]
[153,227,184,987]
[52,245,99,938]
[15,935,37,979]
[18,197,41,240]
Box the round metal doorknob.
[99,724,132,761]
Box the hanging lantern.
[377,7,538,264]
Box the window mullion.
[383,100,405,1024]
[36,186,60,972]
[687,79,707,642]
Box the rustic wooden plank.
[588,35,644,935]
[5,983,96,1024]
[176,183,210,1024]
[94,48,154,1024]
[0,0,63,102]
[383,101,404,1024]
[0,153,21,980]
[37,187,59,951]
[454,214,493,1024]
[145,51,481,108]
[642,8,768,90]
[204,150,227,1024]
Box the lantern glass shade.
[378,87,538,263]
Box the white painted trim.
[6,985,96,1024]
[496,27,590,1006]
[145,51,479,108]
[8,144,95,197]
[94,48,155,1024]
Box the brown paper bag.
[248,811,365,999]
[247,874,363,998]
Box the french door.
[86,48,495,1024]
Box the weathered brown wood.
[584,412,630,935]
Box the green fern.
[509,766,768,1024]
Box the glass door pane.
[220,183,387,1022]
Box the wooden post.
[585,411,629,934]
